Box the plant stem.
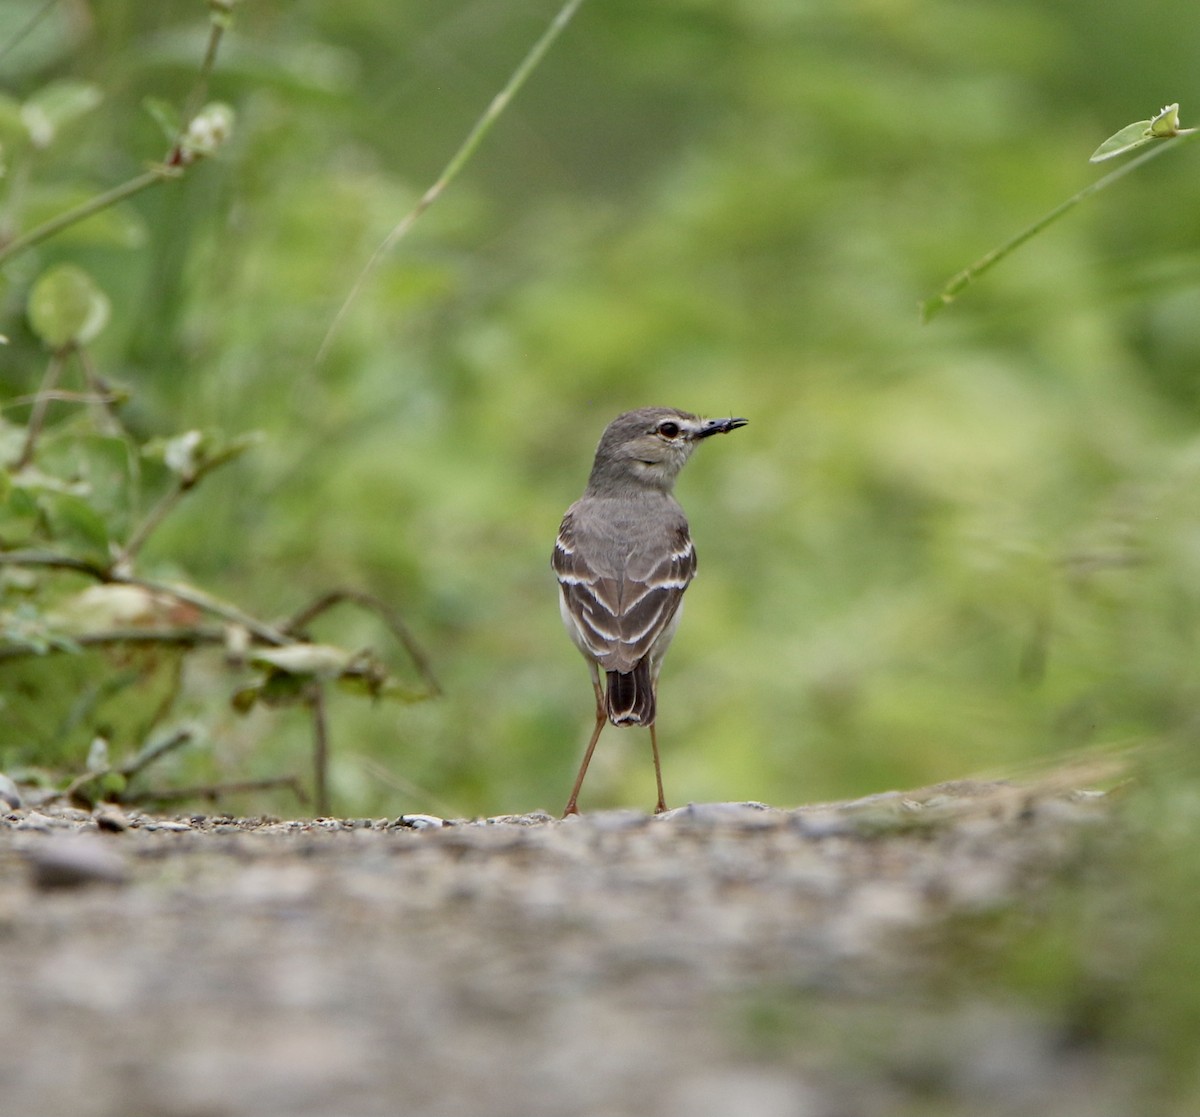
[922,130,1200,321]
[315,0,588,364]
[119,726,195,778]
[311,685,330,817]
[120,573,292,646]
[0,168,175,270]
[285,587,441,695]
[15,349,66,469]
[0,549,291,646]
[178,9,227,130]
[0,626,226,661]
[74,346,126,435]
[116,477,190,569]
[2,389,126,409]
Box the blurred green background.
[3,0,1200,818]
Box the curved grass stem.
[315,0,588,365]
[922,130,1200,322]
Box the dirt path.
[0,780,1126,1117]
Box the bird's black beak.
[695,416,749,439]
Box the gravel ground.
[0,779,1129,1117]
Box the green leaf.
[1150,103,1182,137]
[231,671,311,711]
[1090,119,1154,163]
[1090,103,1188,162]
[27,264,111,349]
[144,428,261,482]
[249,643,354,678]
[341,675,431,704]
[20,80,102,148]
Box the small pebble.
[0,773,22,810]
[395,814,446,830]
[93,806,130,832]
[656,801,774,826]
[15,812,56,833]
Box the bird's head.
[587,407,748,493]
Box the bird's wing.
[553,505,696,673]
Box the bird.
[552,406,748,816]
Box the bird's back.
[553,491,696,675]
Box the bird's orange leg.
[563,675,607,817]
[649,721,668,815]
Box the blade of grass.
[921,130,1200,322]
[0,0,59,68]
[315,0,588,365]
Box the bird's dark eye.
[658,421,681,440]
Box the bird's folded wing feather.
[553,505,696,672]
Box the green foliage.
[0,4,436,813]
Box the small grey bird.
[553,407,748,816]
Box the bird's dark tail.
[605,661,655,726]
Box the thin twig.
[0,549,109,578]
[129,574,291,646]
[0,550,291,646]
[73,347,127,435]
[0,169,174,269]
[0,626,226,662]
[311,684,330,817]
[116,437,255,569]
[119,726,195,778]
[116,476,189,568]
[14,350,66,469]
[176,8,227,135]
[3,388,126,409]
[284,587,441,695]
[55,728,193,803]
[315,0,588,364]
